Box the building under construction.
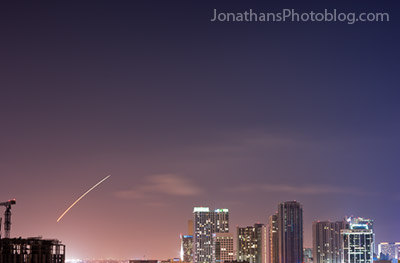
[0,237,65,263]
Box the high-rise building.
[378,242,400,260]
[277,201,303,263]
[181,234,194,262]
[193,207,229,263]
[269,214,279,263]
[342,229,374,263]
[194,207,213,263]
[312,220,348,263]
[237,224,267,263]
[341,217,374,263]
[213,233,234,263]
[341,217,375,263]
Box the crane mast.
[0,199,16,238]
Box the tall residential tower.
[269,214,279,263]
[193,207,229,263]
[277,201,303,263]
[237,224,267,263]
[342,217,374,263]
[313,220,348,263]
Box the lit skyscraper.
[193,207,229,263]
[213,233,234,263]
[277,201,303,263]
[312,220,348,263]
[269,214,279,263]
[237,224,267,263]
[342,229,374,263]
[181,234,194,262]
[341,217,375,263]
[194,207,213,263]
[181,219,195,262]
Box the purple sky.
[1,0,399,260]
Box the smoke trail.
[57,175,111,222]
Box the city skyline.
[1,0,400,261]
[1,199,393,261]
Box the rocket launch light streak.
[57,175,111,222]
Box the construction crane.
[0,199,16,238]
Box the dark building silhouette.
[0,237,65,263]
[277,201,303,263]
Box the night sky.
[1,0,399,260]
